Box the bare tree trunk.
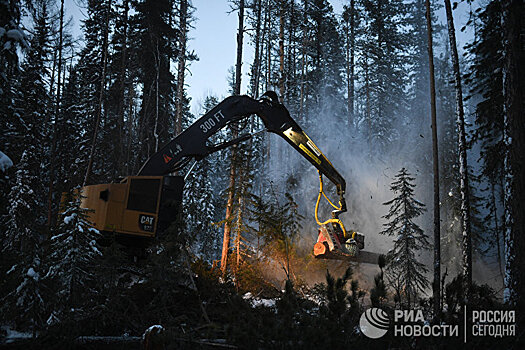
[221,0,244,278]
[83,0,112,186]
[153,44,160,152]
[264,0,271,164]
[234,170,245,280]
[425,0,441,318]
[343,1,355,128]
[349,0,355,126]
[299,0,307,120]
[278,0,285,100]
[286,0,295,103]
[265,4,271,92]
[249,0,262,97]
[126,89,134,175]
[175,0,188,136]
[444,0,472,296]
[502,0,524,310]
[234,0,244,96]
[365,54,371,148]
[47,0,64,228]
[491,181,504,284]
[48,48,57,97]
[220,162,236,278]
[116,0,129,176]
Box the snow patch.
[0,151,13,172]
[7,265,16,274]
[27,267,39,280]
[142,325,164,341]
[64,213,76,224]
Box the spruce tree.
[184,96,221,262]
[465,0,504,185]
[1,151,45,333]
[248,184,303,281]
[380,167,430,308]
[464,0,505,275]
[0,0,27,116]
[45,189,102,322]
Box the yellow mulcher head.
[312,173,380,264]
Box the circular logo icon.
[359,308,390,339]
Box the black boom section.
[137,95,261,176]
[137,92,346,197]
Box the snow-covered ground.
[243,292,277,308]
[1,326,35,344]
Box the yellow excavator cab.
[68,176,184,246]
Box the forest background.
[1,0,523,348]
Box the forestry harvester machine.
[78,91,379,263]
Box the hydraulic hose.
[315,172,351,239]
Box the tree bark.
[425,0,441,318]
[116,0,129,177]
[444,0,472,295]
[365,53,371,148]
[83,0,112,186]
[249,0,262,97]
[343,1,355,128]
[286,0,295,103]
[502,0,524,316]
[234,0,244,96]
[490,180,504,284]
[278,0,285,100]
[175,0,188,136]
[221,0,244,278]
[47,0,64,228]
[299,0,307,121]
[349,0,355,127]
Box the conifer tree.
[502,0,524,312]
[303,0,345,122]
[105,0,131,179]
[359,0,410,152]
[0,0,27,111]
[465,0,504,184]
[1,151,45,333]
[134,0,177,165]
[45,189,102,321]
[380,167,430,308]
[249,184,303,281]
[184,96,221,262]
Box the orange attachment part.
[313,242,328,257]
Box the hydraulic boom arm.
[138,91,347,211]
